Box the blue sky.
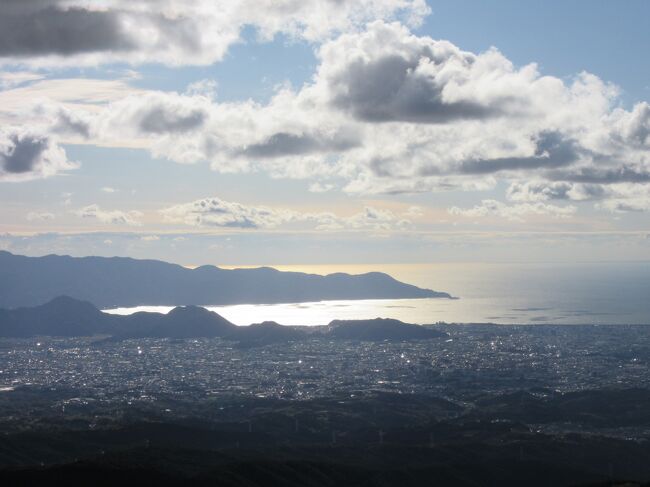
[0,1,648,265]
[422,1,650,106]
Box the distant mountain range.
[0,251,451,309]
[0,296,448,344]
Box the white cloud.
[312,206,410,231]
[185,79,218,100]
[318,23,537,124]
[1,12,649,217]
[161,196,411,231]
[598,198,650,213]
[506,181,603,202]
[101,92,209,137]
[507,179,650,214]
[308,182,335,193]
[74,204,143,226]
[610,102,650,148]
[0,77,144,150]
[0,0,430,68]
[45,20,643,214]
[0,127,77,181]
[405,206,424,217]
[0,78,144,114]
[595,184,650,213]
[0,71,44,89]
[161,197,296,229]
[449,200,577,222]
[26,211,55,221]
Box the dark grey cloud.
[241,132,358,158]
[139,106,207,134]
[330,54,505,124]
[369,156,401,178]
[0,1,432,67]
[53,110,91,138]
[456,132,581,175]
[0,1,200,61]
[0,1,134,56]
[0,134,48,174]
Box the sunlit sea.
[104,262,650,326]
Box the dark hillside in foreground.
[0,251,450,309]
[1,391,650,486]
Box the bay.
[104,262,650,325]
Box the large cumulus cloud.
[0,0,429,67]
[318,22,529,124]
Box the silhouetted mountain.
[0,296,111,337]
[232,321,307,346]
[117,306,239,339]
[0,297,447,343]
[326,318,448,340]
[0,251,450,309]
[0,298,238,339]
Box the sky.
[0,0,649,266]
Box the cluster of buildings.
[1,325,647,417]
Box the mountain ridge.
[0,251,452,309]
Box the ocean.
[104,262,650,325]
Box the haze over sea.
[105,262,650,326]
